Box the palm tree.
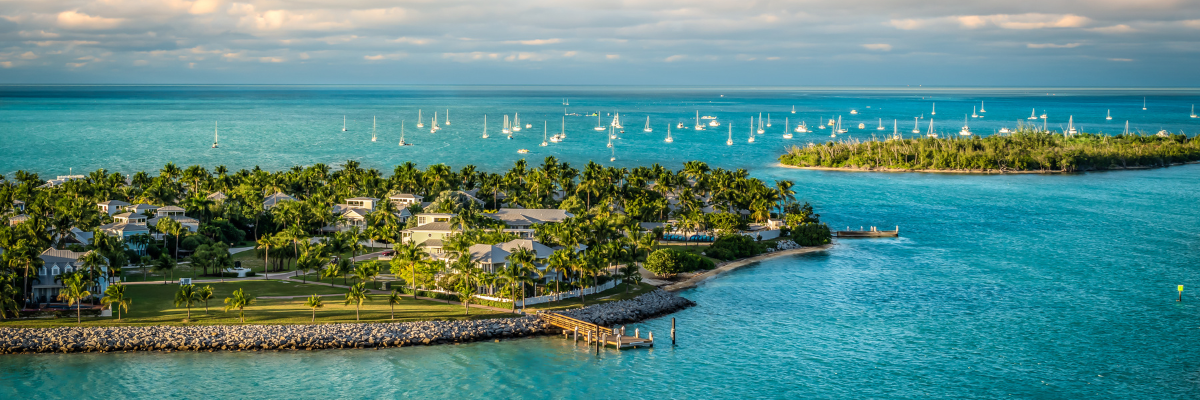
[619,264,642,293]
[153,256,176,284]
[57,274,92,325]
[546,249,574,298]
[174,284,200,321]
[353,261,380,290]
[157,217,187,260]
[197,285,214,314]
[387,289,402,320]
[322,258,344,286]
[256,233,276,278]
[502,247,540,311]
[304,294,324,323]
[344,283,370,321]
[389,242,428,299]
[1,273,26,319]
[454,278,477,316]
[223,288,255,323]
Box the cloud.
[1089,24,1135,33]
[364,53,404,61]
[664,54,686,62]
[861,43,892,51]
[1026,43,1082,49]
[606,54,620,60]
[390,37,431,45]
[189,0,224,15]
[1108,58,1134,62]
[0,62,12,68]
[19,52,39,60]
[56,11,124,30]
[894,14,1092,31]
[133,60,149,66]
[507,38,561,45]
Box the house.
[489,208,574,238]
[32,248,110,305]
[465,239,557,294]
[206,191,227,203]
[97,200,131,216]
[148,206,200,232]
[13,200,25,212]
[8,214,28,226]
[413,212,453,226]
[124,203,161,217]
[344,197,378,210]
[263,192,297,210]
[39,175,86,188]
[389,194,423,209]
[401,222,456,245]
[95,213,152,253]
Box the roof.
[345,197,379,201]
[406,222,454,232]
[206,191,228,201]
[420,238,444,248]
[468,243,510,264]
[491,208,573,225]
[498,239,555,259]
[9,214,29,223]
[150,216,199,225]
[158,206,185,212]
[264,192,297,207]
[127,204,160,212]
[98,222,150,234]
[98,200,130,207]
[340,208,371,219]
[39,248,97,264]
[390,193,423,200]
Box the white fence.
[475,280,619,306]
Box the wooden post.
[635,328,640,339]
[649,331,654,342]
[671,318,676,345]
[573,326,578,343]
[587,331,591,345]
[616,334,621,349]
[601,333,607,349]
[621,326,626,336]
[1179,285,1184,302]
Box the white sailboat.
[611,113,622,129]
[766,114,772,127]
[371,116,377,142]
[757,113,764,134]
[541,122,548,147]
[399,121,410,146]
[482,115,489,139]
[607,126,613,148]
[445,109,450,126]
[1142,97,1147,110]
[980,101,986,113]
[927,118,937,138]
[342,115,347,132]
[1107,109,1113,120]
[1028,108,1038,120]
[1067,116,1076,135]
[551,116,563,142]
[891,119,900,140]
[610,140,615,162]
[912,117,920,134]
[1040,110,1047,119]
[791,105,796,114]
[1123,120,1130,135]
[644,116,652,133]
[212,122,219,148]
[595,113,605,131]
[695,111,705,131]
[563,98,569,106]
[726,123,733,146]
[512,113,521,131]
[748,117,755,143]
[503,115,511,134]
[795,120,808,133]
[417,110,424,128]
[828,118,836,126]
[931,103,936,115]
[677,122,685,129]
[1191,105,1197,118]
[971,106,978,118]
[837,116,847,133]
[876,118,884,130]
[430,112,438,133]
[783,117,792,139]
[665,125,673,143]
[959,115,971,136]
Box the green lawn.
[1,280,515,328]
[526,282,659,311]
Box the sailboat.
[980,101,986,113]
[874,118,883,130]
[607,126,614,148]
[512,113,521,131]
[695,111,705,131]
[1123,121,1130,135]
[644,116,652,133]
[212,122,219,148]
[1067,116,1076,135]
[926,118,937,138]
[837,116,847,133]
[757,113,765,134]
[959,115,971,136]
[371,116,377,142]
[748,117,755,143]
[417,110,424,128]
[1028,108,1038,120]
[931,103,936,115]
[1107,109,1113,120]
[766,114,772,127]
[594,113,605,131]
[971,106,978,118]
[999,122,1011,134]
[399,121,410,146]
[1142,97,1147,110]
[610,139,615,162]
[677,122,685,129]
[791,105,796,114]
[726,123,733,146]
[611,113,622,129]
[482,115,489,139]
[665,125,673,143]
[912,117,920,134]
[891,119,900,141]
[1040,110,1047,119]
[1191,105,1197,118]
[430,112,438,133]
[563,98,569,106]
[445,109,450,126]
[342,116,347,132]
[783,117,793,139]
[551,116,563,142]
[817,116,826,130]
[541,122,548,147]
[828,118,836,126]
[503,115,511,134]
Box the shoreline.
[776,161,1199,174]
[664,244,833,292]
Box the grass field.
[1,280,515,328]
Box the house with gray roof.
[206,191,228,202]
[263,192,297,210]
[33,248,110,305]
[489,208,574,238]
[148,206,199,232]
[401,221,455,245]
[97,200,131,216]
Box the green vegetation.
[527,283,658,311]
[705,235,767,261]
[644,248,715,277]
[781,130,1200,172]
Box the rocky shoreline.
[0,290,694,354]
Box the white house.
[148,206,200,232]
[97,200,131,216]
[389,194,424,209]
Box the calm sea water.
[2,87,1199,399]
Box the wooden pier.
[835,225,899,238]
[538,313,654,349]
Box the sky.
[0,1,1198,86]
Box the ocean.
[1,86,1198,399]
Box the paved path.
[228,246,254,254]
[121,270,302,285]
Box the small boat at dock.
[836,226,899,238]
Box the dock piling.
[635,328,640,339]
[671,318,676,345]
[573,327,578,343]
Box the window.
[51,266,60,276]
[64,267,73,274]
[39,267,46,275]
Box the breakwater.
[0,290,693,354]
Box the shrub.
[146,244,163,259]
[180,235,214,251]
[790,222,832,246]
[645,249,715,277]
[706,235,766,261]
[244,271,256,277]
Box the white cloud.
[364,53,404,61]
[0,61,12,68]
[507,38,561,45]
[664,54,686,62]
[57,11,124,30]
[861,43,892,51]
[606,54,620,60]
[1027,43,1082,49]
[390,37,431,45]
[1108,58,1134,62]
[19,51,39,60]
[1089,24,1135,33]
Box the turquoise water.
[2,87,1200,398]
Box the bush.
[207,219,246,244]
[146,244,163,259]
[180,235,215,251]
[706,235,766,261]
[644,249,715,277]
[790,222,832,246]
[244,271,256,277]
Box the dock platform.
[538,312,653,349]
[836,225,899,238]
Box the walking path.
[121,270,303,285]
[663,244,833,292]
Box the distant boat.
[541,122,548,147]
[791,105,796,114]
[430,112,438,133]
[837,116,847,133]
[342,115,347,132]
[766,113,772,127]
[445,109,450,126]
[795,120,808,133]
[417,110,424,128]
[891,119,900,140]
[551,116,563,142]
[748,117,755,143]
[959,115,971,136]
[876,118,885,130]
[482,115,489,139]
[1123,120,1130,135]
[931,103,936,115]
[594,113,605,131]
[927,118,937,138]
[677,122,685,129]
[513,113,522,131]
[399,121,410,146]
[1107,109,1113,121]
[607,126,614,148]
[518,149,529,154]
[503,115,511,134]
[1143,97,1147,111]
[563,98,569,106]
[212,122,219,148]
[726,123,733,146]
[1191,104,1197,118]
[708,118,719,127]
[695,111,705,131]
[980,101,986,113]
[665,125,673,143]
[757,113,764,134]
[611,113,622,129]
[644,116,652,133]
[999,125,1011,134]
[783,117,792,139]
[828,118,836,126]
[371,116,377,142]
[857,122,865,129]
[1040,110,1046,119]
[912,117,920,134]
[1067,116,1077,135]
[971,106,978,118]
[850,109,858,115]
[1028,108,1038,120]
